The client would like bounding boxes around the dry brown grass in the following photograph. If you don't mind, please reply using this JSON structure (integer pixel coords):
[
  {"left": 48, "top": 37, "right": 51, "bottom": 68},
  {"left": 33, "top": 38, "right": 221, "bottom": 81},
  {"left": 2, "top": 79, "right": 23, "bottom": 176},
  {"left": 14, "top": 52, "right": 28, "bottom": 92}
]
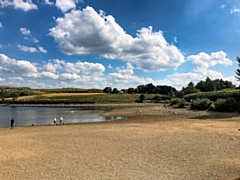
[
  {"left": 43, "top": 93, "right": 105, "bottom": 97},
  {"left": 1, "top": 105, "right": 240, "bottom": 179}
]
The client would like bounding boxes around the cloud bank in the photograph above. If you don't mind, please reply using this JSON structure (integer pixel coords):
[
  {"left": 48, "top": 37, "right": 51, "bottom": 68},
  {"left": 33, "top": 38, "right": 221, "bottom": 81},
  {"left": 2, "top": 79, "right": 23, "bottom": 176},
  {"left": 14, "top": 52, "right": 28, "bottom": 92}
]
[
  {"left": 0, "top": 54, "right": 105, "bottom": 88},
  {"left": 49, "top": 6, "right": 185, "bottom": 72}
]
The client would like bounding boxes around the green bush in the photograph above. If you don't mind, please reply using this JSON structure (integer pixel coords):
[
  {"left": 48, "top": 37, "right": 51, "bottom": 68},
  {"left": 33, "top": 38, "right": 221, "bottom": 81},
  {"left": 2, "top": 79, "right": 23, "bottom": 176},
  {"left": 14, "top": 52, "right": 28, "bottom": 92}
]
[
  {"left": 139, "top": 94, "right": 146, "bottom": 101},
  {"left": 184, "top": 90, "right": 240, "bottom": 102},
  {"left": 152, "top": 95, "right": 161, "bottom": 101},
  {"left": 170, "top": 98, "right": 181, "bottom": 106},
  {"left": 176, "top": 99, "right": 186, "bottom": 108},
  {"left": 190, "top": 98, "right": 211, "bottom": 110},
  {"left": 170, "top": 98, "right": 186, "bottom": 108},
  {"left": 214, "top": 97, "right": 239, "bottom": 112}
]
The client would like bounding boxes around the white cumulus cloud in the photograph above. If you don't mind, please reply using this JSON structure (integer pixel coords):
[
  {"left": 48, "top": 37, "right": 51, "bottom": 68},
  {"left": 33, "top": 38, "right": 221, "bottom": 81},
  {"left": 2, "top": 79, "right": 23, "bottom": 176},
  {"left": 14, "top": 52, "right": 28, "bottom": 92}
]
[
  {"left": 18, "top": 44, "right": 47, "bottom": 53},
  {"left": 115, "top": 62, "right": 134, "bottom": 76},
  {"left": 41, "top": 61, "right": 61, "bottom": 73},
  {"left": 166, "top": 68, "right": 230, "bottom": 90},
  {"left": 40, "top": 71, "right": 58, "bottom": 79},
  {"left": 187, "top": 51, "right": 232, "bottom": 70},
  {"left": 0, "top": 54, "right": 38, "bottom": 76},
  {"left": 49, "top": 6, "right": 184, "bottom": 72},
  {"left": 107, "top": 62, "right": 156, "bottom": 89},
  {"left": 59, "top": 73, "right": 80, "bottom": 81},
  {"left": 20, "top": 27, "right": 30, "bottom": 35},
  {"left": 0, "top": 54, "right": 109, "bottom": 88},
  {"left": 18, "top": 44, "right": 38, "bottom": 53},
  {"left": 0, "top": 0, "right": 37, "bottom": 11},
  {"left": 64, "top": 61, "right": 105, "bottom": 75},
  {"left": 55, "top": 0, "right": 76, "bottom": 12}
]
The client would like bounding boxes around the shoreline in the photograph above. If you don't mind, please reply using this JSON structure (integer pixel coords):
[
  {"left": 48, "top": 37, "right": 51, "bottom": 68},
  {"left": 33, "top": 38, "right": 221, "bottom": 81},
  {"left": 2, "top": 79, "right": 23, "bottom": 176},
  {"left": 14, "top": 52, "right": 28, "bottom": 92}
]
[
  {"left": 0, "top": 102, "right": 152, "bottom": 107},
  {"left": 1, "top": 103, "right": 239, "bottom": 129}
]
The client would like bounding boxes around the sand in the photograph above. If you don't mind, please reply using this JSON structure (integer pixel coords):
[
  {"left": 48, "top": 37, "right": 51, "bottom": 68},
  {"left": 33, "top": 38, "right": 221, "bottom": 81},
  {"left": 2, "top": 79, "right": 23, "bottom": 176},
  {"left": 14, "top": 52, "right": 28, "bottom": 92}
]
[{"left": 0, "top": 105, "right": 240, "bottom": 180}]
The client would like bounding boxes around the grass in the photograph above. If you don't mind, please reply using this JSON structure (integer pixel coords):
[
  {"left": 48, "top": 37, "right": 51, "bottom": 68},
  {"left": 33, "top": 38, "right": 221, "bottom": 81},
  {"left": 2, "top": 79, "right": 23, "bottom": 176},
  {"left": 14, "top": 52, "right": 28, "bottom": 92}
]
[
  {"left": 16, "top": 93, "right": 105, "bottom": 100},
  {"left": 0, "top": 85, "right": 167, "bottom": 104},
  {"left": 43, "top": 93, "right": 140, "bottom": 103},
  {"left": 4, "top": 93, "right": 164, "bottom": 104},
  {"left": 184, "top": 89, "right": 240, "bottom": 102}
]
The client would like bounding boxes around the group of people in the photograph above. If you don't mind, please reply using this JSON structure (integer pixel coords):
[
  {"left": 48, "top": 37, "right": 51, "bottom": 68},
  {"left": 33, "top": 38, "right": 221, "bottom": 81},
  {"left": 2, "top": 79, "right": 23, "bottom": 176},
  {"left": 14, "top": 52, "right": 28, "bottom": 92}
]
[
  {"left": 54, "top": 117, "right": 64, "bottom": 125},
  {"left": 10, "top": 116, "right": 64, "bottom": 129}
]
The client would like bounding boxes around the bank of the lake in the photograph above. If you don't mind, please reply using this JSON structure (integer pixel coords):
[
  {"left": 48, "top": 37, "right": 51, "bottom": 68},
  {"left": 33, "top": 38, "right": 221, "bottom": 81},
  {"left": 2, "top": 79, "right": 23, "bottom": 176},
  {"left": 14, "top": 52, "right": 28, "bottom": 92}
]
[{"left": 1, "top": 105, "right": 240, "bottom": 180}]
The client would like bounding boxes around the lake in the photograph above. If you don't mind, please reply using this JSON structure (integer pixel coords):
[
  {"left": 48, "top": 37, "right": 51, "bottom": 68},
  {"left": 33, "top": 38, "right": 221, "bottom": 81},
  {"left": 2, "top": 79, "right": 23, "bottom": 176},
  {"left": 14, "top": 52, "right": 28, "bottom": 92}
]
[{"left": 0, "top": 106, "right": 121, "bottom": 128}]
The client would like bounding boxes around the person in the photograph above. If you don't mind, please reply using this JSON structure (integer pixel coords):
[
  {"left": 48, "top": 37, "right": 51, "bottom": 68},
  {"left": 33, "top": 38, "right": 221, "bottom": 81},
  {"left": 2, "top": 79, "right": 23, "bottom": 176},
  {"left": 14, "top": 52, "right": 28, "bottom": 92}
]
[
  {"left": 54, "top": 117, "right": 57, "bottom": 125},
  {"left": 10, "top": 118, "right": 14, "bottom": 129},
  {"left": 60, "top": 117, "right": 63, "bottom": 125}
]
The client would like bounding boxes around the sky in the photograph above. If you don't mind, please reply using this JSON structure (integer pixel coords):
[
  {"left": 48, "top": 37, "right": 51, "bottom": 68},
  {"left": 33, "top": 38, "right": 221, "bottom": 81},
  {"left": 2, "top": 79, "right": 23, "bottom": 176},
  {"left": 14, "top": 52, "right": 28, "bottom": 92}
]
[{"left": 0, "top": 0, "right": 240, "bottom": 90}]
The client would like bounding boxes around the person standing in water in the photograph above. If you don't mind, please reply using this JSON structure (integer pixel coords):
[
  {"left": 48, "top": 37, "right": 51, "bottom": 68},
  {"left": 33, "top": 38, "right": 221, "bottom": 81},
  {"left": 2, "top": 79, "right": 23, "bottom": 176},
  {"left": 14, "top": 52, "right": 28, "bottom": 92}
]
[{"left": 10, "top": 118, "right": 15, "bottom": 129}]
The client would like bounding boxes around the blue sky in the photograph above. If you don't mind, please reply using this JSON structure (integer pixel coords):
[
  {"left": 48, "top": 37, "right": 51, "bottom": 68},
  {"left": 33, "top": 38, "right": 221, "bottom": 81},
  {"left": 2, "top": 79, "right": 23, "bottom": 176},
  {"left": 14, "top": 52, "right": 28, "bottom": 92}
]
[{"left": 0, "top": 0, "right": 240, "bottom": 90}]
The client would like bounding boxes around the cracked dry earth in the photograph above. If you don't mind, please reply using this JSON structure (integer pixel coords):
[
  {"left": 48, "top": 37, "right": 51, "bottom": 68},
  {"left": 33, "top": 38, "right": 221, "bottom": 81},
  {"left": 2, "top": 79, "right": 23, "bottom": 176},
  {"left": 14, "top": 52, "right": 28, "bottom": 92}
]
[{"left": 0, "top": 106, "right": 240, "bottom": 180}]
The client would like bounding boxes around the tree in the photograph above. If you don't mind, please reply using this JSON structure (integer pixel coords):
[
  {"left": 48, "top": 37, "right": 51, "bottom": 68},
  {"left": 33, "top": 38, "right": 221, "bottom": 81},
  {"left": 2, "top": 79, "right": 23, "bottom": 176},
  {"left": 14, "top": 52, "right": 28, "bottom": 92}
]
[
  {"left": 103, "top": 87, "right": 112, "bottom": 94},
  {"left": 146, "top": 83, "right": 156, "bottom": 93},
  {"left": 196, "top": 78, "right": 235, "bottom": 92},
  {"left": 112, "top": 88, "right": 118, "bottom": 94},
  {"left": 156, "top": 85, "right": 176, "bottom": 95},
  {"left": 236, "top": 56, "right": 240, "bottom": 81},
  {"left": 128, "top": 88, "right": 135, "bottom": 94},
  {"left": 178, "top": 82, "right": 197, "bottom": 96},
  {"left": 11, "top": 92, "right": 19, "bottom": 100},
  {"left": 137, "top": 85, "right": 147, "bottom": 94}
]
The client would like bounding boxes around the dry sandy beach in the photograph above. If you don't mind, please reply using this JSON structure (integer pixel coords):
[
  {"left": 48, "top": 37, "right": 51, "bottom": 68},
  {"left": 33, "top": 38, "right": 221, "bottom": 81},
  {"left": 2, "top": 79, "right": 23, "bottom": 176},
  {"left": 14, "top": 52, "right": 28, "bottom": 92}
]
[{"left": 0, "top": 105, "right": 240, "bottom": 180}]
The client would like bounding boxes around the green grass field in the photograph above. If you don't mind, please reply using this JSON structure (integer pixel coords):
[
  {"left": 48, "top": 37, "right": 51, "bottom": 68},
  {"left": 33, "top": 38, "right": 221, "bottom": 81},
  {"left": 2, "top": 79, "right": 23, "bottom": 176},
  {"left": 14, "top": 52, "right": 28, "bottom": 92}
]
[{"left": 3, "top": 92, "right": 163, "bottom": 104}]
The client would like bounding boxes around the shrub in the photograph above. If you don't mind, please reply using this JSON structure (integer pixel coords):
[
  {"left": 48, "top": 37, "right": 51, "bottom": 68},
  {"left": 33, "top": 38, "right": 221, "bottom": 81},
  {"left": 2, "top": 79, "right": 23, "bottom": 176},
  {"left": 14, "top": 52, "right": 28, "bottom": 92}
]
[
  {"left": 176, "top": 99, "right": 186, "bottom": 108},
  {"left": 139, "top": 94, "right": 146, "bottom": 101},
  {"left": 185, "top": 90, "right": 240, "bottom": 102},
  {"left": 214, "top": 97, "right": 239, "bottom": 112},
  {"left": 170, "top": 98, "right": 186, "bottom": 108},
  {"left": 170, "top": 98, "right": 181, "bottom": 106},
  {"left": 160, "top": 95, "right": 171, "bottom": 101},
  {"left": 190, "top": 98, "right": 211, "bottom": 110},
  {"left": 152, "top": 95, "right": 161, "bottom": 101}
]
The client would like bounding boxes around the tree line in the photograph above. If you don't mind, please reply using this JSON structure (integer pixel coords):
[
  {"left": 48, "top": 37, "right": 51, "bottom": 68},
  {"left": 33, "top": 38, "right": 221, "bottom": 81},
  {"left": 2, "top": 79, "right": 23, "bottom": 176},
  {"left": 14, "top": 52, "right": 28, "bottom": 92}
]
[
  {"left": 103, "top": 84, "right": 177, "bottom": 95},
  {"left": 103, "top": 77, "right": 235, "bottom": 96}
]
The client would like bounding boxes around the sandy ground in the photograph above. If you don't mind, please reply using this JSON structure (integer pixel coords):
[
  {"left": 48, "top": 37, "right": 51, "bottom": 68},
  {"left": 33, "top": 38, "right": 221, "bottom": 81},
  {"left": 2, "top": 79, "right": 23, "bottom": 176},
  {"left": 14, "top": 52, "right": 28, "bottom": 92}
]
[{"left": 0, "top": 105, "right": 240, "bottom": 180}]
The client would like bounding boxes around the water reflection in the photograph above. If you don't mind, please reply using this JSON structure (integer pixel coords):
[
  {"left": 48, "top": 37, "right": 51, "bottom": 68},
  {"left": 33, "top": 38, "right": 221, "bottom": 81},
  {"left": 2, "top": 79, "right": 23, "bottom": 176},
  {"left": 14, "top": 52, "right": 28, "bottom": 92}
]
[{"left": 0, "top": 106, "right": 122, "bottom": 127}]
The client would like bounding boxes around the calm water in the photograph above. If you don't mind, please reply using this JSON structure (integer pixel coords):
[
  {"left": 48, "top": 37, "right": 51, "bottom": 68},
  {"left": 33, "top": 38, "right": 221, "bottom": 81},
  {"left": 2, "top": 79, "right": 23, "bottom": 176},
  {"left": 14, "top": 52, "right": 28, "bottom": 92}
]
[{"left": 0, "top": 106, "right": 121, "bottom": 128}]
